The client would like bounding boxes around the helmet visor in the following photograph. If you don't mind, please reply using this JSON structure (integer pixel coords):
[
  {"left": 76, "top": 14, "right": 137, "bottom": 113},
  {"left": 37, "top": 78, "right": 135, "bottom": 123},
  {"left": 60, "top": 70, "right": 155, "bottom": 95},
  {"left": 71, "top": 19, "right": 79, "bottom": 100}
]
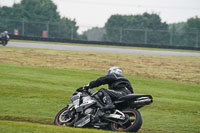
[{"left": 107, "top": 70, "right": 111, "bottom": 75}]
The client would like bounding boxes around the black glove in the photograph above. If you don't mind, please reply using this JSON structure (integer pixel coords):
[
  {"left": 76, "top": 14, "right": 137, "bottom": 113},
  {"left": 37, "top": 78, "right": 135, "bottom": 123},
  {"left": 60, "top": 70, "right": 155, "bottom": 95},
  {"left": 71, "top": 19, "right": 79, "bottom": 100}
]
[{"left": 83, "top": 84, "right": 90, "bottom": 91}]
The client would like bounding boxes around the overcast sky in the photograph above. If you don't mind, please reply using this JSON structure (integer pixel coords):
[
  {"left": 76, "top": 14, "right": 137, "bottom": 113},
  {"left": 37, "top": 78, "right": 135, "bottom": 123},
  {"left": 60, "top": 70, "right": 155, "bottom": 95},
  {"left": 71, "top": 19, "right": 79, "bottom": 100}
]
[{"left": 1, "top": 0, "right": 200, "bottom": 29}]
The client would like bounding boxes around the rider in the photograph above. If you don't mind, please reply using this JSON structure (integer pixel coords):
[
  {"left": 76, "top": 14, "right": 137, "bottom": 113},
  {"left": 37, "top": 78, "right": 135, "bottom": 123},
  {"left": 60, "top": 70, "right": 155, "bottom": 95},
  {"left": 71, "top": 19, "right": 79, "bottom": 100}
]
[
  {"left": 0, "top": 31, "right": 9, "bottom": 39},
  {"left": 1, "top": 31, "right": 8, "bottom": 36},
  {"left": 83, "top": 66, "right": 134, "bottom": 110}
]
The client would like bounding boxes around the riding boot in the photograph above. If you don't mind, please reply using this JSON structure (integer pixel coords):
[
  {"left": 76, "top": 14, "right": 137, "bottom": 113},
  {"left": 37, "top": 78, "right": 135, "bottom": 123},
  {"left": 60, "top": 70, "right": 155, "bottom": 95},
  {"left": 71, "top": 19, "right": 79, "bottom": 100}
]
[{"left": 101, "top": 93, "right": 115, "bottom": 110}]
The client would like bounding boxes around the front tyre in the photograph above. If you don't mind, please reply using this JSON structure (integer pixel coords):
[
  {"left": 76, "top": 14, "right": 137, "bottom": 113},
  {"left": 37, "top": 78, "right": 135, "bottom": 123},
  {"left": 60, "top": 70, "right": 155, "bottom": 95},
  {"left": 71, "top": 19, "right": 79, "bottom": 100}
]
[
  {"left": 2, "top": 40, "right": 7, "bottom": 46},
  {"left": 111, "top": 109, "right": 142, "bottom": 132},
  {"left": 54, "top": 106, "right": 77, "bottom": 126}
]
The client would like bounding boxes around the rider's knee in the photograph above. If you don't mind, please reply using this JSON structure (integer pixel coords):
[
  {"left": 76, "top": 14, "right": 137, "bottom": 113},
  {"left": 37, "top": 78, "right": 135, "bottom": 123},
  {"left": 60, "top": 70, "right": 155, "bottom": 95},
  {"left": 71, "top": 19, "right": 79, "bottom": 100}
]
[{"left": 98, "top": 90, "right": 104, "bottom": 98}]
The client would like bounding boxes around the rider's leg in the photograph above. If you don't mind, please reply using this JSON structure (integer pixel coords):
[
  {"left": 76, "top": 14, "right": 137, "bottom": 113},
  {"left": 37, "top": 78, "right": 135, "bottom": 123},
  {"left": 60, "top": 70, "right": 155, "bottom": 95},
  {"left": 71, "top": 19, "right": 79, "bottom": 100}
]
[{"left": 99, "top": 88, "right": 115, "bottom": 110}]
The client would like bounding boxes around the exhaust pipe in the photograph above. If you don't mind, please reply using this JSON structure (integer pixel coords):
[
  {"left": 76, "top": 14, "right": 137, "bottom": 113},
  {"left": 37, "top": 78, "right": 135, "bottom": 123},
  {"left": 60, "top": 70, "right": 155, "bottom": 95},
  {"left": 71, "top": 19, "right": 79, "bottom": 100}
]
[{"left": 134, "top": 97, "right": 153, "bottom": 105}]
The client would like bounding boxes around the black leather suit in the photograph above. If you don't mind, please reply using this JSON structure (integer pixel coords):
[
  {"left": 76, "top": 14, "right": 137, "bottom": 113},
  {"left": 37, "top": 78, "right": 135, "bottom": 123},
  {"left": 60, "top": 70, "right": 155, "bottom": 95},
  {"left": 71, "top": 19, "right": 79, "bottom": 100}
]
[{"left": 88, "top": 73, "right": 133, "bottom": 101}]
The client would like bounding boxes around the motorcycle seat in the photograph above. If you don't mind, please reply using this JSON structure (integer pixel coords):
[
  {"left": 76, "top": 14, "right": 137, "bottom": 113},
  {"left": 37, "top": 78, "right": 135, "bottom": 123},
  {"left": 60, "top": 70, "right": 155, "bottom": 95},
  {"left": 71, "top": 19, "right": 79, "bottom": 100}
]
[{"left": 117, "top": 94, "right": 152, "bottom": 101}]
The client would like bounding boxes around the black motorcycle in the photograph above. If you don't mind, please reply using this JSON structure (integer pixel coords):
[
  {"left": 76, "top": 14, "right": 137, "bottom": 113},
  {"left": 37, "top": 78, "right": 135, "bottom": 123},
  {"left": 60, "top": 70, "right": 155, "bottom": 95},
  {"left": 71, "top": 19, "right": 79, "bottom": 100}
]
[
  {"left": 54, "top": 87, "right": 153, "bottom": 132},
  {"left": 0, "top": 33, "right": 10, "bottom": 46}
]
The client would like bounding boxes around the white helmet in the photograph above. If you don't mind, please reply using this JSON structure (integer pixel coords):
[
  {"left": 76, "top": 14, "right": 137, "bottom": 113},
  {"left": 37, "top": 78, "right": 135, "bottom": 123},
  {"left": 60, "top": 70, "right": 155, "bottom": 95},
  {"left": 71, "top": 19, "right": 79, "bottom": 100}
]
[
  {"left": 4, "top": 31, "right": 8, "bottom": 34},
  {"left": 107, "top": 66, "right": 122, "bottom": 75}
]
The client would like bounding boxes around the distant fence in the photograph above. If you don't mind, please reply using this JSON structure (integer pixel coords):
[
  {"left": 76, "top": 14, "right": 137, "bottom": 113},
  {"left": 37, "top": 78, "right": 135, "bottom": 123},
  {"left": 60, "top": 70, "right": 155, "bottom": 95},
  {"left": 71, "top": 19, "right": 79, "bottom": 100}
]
[{"left": 0, "top": 17, "right": 199, "bottom": 50}]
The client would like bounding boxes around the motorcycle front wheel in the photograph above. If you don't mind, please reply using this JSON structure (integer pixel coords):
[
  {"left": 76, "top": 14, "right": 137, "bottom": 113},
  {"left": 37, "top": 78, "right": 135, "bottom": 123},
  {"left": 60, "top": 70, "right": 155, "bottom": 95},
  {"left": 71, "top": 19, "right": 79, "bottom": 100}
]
[
  {"left": 111, "top": 109, "right": 142, "bottom": 132},
  {"left": 54, "top": 106, "right": 77, "bottom": 126},
  {"left": 2, "top": 40, "right": 7, "bottom": 46}
]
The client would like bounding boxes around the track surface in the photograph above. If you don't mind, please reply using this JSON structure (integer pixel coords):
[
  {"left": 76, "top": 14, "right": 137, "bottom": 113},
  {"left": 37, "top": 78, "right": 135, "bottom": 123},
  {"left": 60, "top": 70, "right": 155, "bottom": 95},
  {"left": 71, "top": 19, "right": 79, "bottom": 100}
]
[{"left": 5, "top": 41, "right": 200, "bottom": 56}]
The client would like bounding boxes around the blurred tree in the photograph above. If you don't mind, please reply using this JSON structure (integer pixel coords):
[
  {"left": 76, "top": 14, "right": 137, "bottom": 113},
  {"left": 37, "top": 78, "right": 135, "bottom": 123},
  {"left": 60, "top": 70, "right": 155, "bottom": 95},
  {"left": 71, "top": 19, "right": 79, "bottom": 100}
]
[
  {"left": 169, "top": 17, "right": 200, "bottom": 47},
  {"left": 169, "top": 22, "right": 185, "bottom": 33},
  {"left": 184, "top": 16, "right": 200, "bottom": 32},
  {"left": 104, "top": 13, "right": 169, "bottom": 45},
  {"left": 0, "top": 6, "right": 13, "bottom": 31},
  {"left": 0, "top": 0, "right": 78, "bottom": 38},
  {"left": 49, "top": 17, "right": 78, "bottom": 39},
  {"left": 182, "top": 16, "right": 200, "bottom": 47},
  {"left": 20, "top": 0, "right": 60, "bottom": 22},
  {"left": 0, "top": 6, "right": 13, "bottom": 17},
  {"left": 82, "top": 27, "right": 106, "bottom": 41},
  {"left": 168, "top": 22, "right": 185, "bottom": 46}
]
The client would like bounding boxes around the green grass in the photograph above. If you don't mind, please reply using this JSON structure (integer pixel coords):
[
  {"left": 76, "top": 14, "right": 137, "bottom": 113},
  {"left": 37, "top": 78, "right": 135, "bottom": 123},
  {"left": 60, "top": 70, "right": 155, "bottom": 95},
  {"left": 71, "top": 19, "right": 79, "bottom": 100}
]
[
  {"left": 0, "top": 64, "right": 200, "bottom": 133},
  {"left": 1, "top": 46, "right": 200, "bottom": 84},
  {"left": 0, "top": 120, "right": 113, "bottom": 133}
]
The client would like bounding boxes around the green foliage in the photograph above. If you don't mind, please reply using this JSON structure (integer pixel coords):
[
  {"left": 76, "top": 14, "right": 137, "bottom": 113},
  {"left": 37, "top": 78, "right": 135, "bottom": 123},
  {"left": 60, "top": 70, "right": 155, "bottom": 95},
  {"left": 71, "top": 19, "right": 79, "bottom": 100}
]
[
  {"left": 82, "top": 27, "right": 106, "bottom": 41},
  {"left": 169, "top": 22, "right": 185, "bottom": 33},
  {"left": 168, "top": 22, "right": 185, "bottom": 46},
  {"left": 168, "top": 17, "right": 200, "bottom": 47},
  {"left": 49, "top": 17, "right": 78, "bottom": 39},
  {"left": 105, "top": 13, "right": 168, "bottom": 30},
  {"left": 0, "top": 6, "right": 12, "bottom": 30},
  {"left": 0, "top": 0, "right": 78, "bottom": 38},
  {"left": 182, "top": 17, "right": 200, "bottom": 47},
  {"left": 104, "top": 13, "right": 169, "bottom": 44},
  {"left": 103, "top": 13, "right": 200, "bottom": 47},
  {"left": 12, "top": 4, "right": 24, "bottom": 18},
  {"left": 184, "top": 16, "right": 200, "bottom": 32},
  {"left": 20, "top": 0, "right": 60, "bottom": 22}
]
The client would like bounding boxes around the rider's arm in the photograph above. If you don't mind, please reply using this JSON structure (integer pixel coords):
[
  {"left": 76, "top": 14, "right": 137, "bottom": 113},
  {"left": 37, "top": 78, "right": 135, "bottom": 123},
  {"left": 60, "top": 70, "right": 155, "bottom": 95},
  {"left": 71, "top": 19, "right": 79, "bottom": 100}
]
[{"left": 89, "top": 74, "right": 114, "bottom": 88}]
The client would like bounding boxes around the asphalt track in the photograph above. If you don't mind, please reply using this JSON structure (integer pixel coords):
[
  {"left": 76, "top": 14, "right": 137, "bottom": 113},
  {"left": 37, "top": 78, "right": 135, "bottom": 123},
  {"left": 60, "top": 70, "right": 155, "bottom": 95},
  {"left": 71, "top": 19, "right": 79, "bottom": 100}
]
[{"left": 5, "top": 41, "right": 200, "bottom": 56}]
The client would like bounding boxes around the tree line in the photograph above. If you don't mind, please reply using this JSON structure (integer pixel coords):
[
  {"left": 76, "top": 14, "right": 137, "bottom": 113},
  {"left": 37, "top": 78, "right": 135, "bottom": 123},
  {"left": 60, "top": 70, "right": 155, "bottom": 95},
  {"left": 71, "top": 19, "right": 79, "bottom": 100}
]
[
  {"left": 83, "top": 14, "right": 200, "bottom": 47},
  {"left": 0, "top": 0, "right": 199, "bottom": 47},
  {"left": 0, "top": 0, "right": 78, "bottom": 39}
]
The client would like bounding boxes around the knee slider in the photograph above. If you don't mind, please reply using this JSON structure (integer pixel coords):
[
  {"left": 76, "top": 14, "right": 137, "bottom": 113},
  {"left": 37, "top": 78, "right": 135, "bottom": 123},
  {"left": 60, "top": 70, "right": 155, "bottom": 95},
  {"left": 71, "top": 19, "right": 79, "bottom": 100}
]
[{"left": 98, "top": 91, "right": 104, "bottom": 98}]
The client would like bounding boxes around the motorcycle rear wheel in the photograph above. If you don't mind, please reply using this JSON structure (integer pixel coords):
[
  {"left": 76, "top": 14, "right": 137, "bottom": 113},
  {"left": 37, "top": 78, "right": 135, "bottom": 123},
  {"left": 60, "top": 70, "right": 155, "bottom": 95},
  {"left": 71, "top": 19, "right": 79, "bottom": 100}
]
[
  {"left": 54, "top": 106, "right": 77, "bottom": 126},
  {"left": 111, "top": 109, "right": 142, "bottom": 132}
]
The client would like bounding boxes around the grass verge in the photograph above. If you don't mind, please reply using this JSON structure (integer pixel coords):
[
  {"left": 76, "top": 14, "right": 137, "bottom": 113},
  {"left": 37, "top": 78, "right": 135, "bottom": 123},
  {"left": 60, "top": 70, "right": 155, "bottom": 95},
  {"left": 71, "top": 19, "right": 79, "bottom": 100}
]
[
  {"left": 0, "top": 64, "right": 200, "bottom": 133},
  {"left": 0, "top": 120, "right": 114, "bottom": 133},
  {"left": 0, "top": 47, "right": 199, "bottom": 83}
]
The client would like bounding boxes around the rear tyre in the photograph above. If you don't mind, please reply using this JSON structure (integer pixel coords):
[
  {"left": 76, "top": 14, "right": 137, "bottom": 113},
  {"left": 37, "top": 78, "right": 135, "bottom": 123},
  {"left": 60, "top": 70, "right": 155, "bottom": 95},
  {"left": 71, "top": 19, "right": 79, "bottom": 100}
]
[
  {"left": 111, "top": 109, "right": 142, "bottom": 132},
  {"left": 54, "top": 106, "right": 77, "bottom": 126}
]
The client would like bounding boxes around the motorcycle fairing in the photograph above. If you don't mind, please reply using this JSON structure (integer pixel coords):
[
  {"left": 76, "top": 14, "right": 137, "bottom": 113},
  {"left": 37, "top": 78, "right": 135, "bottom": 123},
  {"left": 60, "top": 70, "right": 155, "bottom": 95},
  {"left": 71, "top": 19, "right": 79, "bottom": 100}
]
[
  {"left": 76, "top": 100, "right": 96, "bottom": 112},
  {"left": 74, "top": 114, "right": 91, "bottom": 127}
]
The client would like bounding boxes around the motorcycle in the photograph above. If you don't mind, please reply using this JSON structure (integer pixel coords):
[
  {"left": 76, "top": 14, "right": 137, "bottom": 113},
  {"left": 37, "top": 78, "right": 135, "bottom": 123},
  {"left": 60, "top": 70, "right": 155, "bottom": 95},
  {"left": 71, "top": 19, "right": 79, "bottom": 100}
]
[
  {"left": 0, "top": 32, "right": 10, "bottom": 46},
  {"left": 54, "top": 87, "right": 153, "bottom": 132}
]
